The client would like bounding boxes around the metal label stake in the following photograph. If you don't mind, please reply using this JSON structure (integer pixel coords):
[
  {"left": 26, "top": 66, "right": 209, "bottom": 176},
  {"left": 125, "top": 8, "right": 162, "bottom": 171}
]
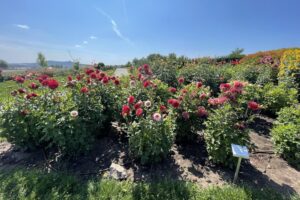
[{"left": 231, "top": 144, "right": 249, "bottom": 183}]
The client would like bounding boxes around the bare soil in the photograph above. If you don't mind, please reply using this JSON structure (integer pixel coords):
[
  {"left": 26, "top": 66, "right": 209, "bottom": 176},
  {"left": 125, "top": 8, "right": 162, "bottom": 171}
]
[{"left": 0, "top": 115, "right": 299, "bottom": 196}]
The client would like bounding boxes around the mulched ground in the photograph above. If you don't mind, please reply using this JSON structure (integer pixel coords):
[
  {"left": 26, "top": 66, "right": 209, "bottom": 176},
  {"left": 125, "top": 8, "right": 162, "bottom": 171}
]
[{"left": 0, "top": 115, "right": 299, "bottom": 196}]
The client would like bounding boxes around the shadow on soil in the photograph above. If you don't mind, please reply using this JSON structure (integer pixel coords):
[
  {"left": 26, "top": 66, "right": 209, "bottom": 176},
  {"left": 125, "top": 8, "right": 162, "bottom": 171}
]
[{"left": 0, "top": 119, "right": 298, "bottom": 196}]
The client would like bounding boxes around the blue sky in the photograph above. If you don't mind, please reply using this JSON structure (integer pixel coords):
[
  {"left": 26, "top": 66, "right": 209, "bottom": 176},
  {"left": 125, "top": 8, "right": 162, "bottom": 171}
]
[{"left": 0, "top": 0, "right": 299, "bottom": 64}]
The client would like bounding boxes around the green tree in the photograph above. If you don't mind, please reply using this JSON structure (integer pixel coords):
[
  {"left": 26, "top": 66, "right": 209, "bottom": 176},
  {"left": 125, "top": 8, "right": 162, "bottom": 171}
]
[
  {"left": 95, "top": 62, "right": 105, "bottom": 70},
  {"left": 37, "top": 52, "right": 48, "bottom": 68},
  {"left": 228, "top": 48, "right": 245, "bottom": 59},
  {"left": 0, "top": 60, "right": 8, "bottom": 69},
  {"left": 73, "top": 61, "right": 80, "bottom": 71}
]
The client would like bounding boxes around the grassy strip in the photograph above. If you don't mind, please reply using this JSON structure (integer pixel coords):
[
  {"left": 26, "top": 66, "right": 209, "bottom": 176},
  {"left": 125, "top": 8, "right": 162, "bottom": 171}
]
[
  {"left": 0, "top": 169, "right": 298, "bottom": 200},
  {"left": 0, "top": 136, "right": 6, "bottom": 142}
]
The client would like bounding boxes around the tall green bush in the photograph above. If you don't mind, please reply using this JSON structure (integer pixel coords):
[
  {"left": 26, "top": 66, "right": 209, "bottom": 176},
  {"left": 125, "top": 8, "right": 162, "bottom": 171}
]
[
  {"left": 204, "top": 104, "right": 250, "bottom": 167},
  {"left": 271, "top": 106, "right": 300, "bottom": 169},
  {"left": 128, "top": 114, "right": 176, "bottom": 165},
  {"left": 262, "top": 83, "right": 298, "bottom": 115}
]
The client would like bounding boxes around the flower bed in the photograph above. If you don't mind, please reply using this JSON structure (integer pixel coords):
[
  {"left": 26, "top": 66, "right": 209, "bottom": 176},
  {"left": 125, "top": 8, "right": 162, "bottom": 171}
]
[{"left": 2, "top": 63, "right": 299, "bottom": 167}]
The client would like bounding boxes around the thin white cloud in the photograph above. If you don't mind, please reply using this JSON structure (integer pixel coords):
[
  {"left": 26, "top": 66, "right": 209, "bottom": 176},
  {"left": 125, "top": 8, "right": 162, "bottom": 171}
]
[
  {"left": 95, "top": 7, "right": 133, "bottom": 46},
  {"left": 75, "top": 44, "right": 82, "bottom": 48},
  {"left": 89, "top": 36, "right": 97, "bottom": 40},
  {"left": 121, "top": 0, "right": 128, "bottom": 23},
  {"left": 83, "top": 41, "right": 88, "bottom": 44},
  {"left": 14, "top": 24, "right": 30, "bottom": 30}
]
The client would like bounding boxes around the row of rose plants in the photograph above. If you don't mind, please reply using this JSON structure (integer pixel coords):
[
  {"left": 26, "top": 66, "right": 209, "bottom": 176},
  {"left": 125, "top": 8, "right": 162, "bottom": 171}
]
[
  {"left": 0, "top": 70, "right": 121, "bottom": 156},
  {"left": 119, "top": 64, "right": 262, "bottom": 166},
  {"left": 1, "top": 64, "right": 262, "bottom": 167}
]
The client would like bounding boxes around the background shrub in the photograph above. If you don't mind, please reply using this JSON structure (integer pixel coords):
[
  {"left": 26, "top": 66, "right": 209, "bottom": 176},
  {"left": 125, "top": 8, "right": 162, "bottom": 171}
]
[
  {"left": 262, "top": 83, "right": 298, "bottom": 115},
  {"left": 204, "top": 104, "right": 250, "bottom": 167},
  {"left": 278, "top": 49, "right": 300, "bottom": 91},
  {"left": 239, "top": 48, "right": 287, "bottom": 65},
  {"left": 271, "top": 106, "right": 300, "bottom": 169},
  {"left": 179, "top": 64, "right": 226, "bottom": 94}
]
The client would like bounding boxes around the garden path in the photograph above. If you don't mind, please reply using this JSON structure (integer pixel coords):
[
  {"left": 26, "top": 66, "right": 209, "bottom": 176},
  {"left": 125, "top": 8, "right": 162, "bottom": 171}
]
[{"left": 114, "top": 68, "right": 128, "bottom": 76}]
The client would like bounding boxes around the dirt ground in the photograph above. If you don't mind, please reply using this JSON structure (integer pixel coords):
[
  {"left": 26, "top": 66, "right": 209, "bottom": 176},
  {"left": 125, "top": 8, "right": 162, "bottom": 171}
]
[{"left": 0, "top": 115, "right": 299, "bottom": 196}]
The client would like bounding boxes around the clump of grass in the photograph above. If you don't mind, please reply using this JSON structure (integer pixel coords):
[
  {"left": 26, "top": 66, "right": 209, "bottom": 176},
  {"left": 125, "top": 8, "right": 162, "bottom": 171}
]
[{"left": 0, "top": 169, "right": 297, "bottom": 200}]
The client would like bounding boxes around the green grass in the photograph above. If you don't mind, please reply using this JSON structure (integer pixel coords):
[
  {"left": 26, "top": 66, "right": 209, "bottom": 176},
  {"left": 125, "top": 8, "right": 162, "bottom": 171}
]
[
  {"left": 0, "top": 80, "right": 17, "bottom": 103},
  {"left": 0, "top": 169, "right": 298, "bottom": 200}
]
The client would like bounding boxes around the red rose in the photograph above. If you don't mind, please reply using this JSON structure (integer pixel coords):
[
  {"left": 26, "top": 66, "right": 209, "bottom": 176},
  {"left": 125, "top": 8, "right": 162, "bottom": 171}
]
[
  {"left": 67, "top": 75, "right": 72, "bottom": 82},
  {"left": 18, "top": 88, "right": 26, "bottom": 94},
  {"left": 26, "top": 94, "right": 32, "bottom": 99},
  {"left": 122, "top": 105, "right": 130, "bottom": 116},
  {"left": 99, "top": 72, "right": 106, "bottom": 78},
  {"left": 143, "top": 64, "right": 149, "bottom": 71},
  {"left": 86, "top": 77, "right": 91, "bottom": 84},
  {"left": 143, "top": 80, "right": 150, "bottom": 88},
  {"left": 220, "top": 83, "right": 231, "bottom": 92},
  {"left": 248, "top": 101, "right": 260, "bottom": 111},
  {"left": 233, "top": 81, "right": 244, "bottom": 89},
  {"left": 47, "top": 79, "right": 59, "bottom": 90},
  {"left": 200, "top": 93, "right": 207, "bottom": 100},
  {"left": 114, "top": 79, "right": 120, "bottom": 85},
  {"left": 102, "top": 76, "right": 109, "bottom": 84},
  {"left": 196, "top": 81, "right": 203, "bottom": 88},
  {"left": 135, "top": 108, "right": 143, "bottom": 117},
  {"left": 76, "top": 74, "right": 82, "bottom": 81},
  {"left": 160, "top": 105, "right": 167, "bottom": 113},
  {"left": 26, "top": 93, "right": 38, "bottom": 99},
  {"left": 167, "top": 99, "right": 174, "bottom": 105},
  {"left": 138, "top": 73, "right": 142, "bottom": 80},
  {"left": 178, "top": 77, "right": 184, "bottom": 84},
  {"left": 85, "top": 68, "right": 94, "bottom": 75},
  {"left": 134, "top": 101, "right": 143, "bottom": 110},
  {"left": 41, "top": 79, "right": 48, "bottom": 86},
  {"left": 15, "top": 76, "right": 25, "bottom": 84},
  {"left": 197, "top": 106, "right": 208, "bottom": 117},
  {"left": 128, "top": 95, "right": 135, "bottom": 104},
  {"left": 80, "top": 86, "right": 89, "bottom": 93},
  {"left": 168, "top": 87, "right": 177, "bottom": 93},
  {"left": 90, "top": 72, "right": 97, "bottom": 79},
  {"left": 31, "top": 93, "right": 38, "bottom": 97},
  {"left": 168, "top": 99, "right": 180, "bottom": 108},
  {"left": 28, "top": 82, "right": 39, "bottom": 89},
  {"left": 37, "top": 74, "right": 49, "bottom": 83},
  {"left": 208, "top": 96, "right": 228, "bottom": 106}
]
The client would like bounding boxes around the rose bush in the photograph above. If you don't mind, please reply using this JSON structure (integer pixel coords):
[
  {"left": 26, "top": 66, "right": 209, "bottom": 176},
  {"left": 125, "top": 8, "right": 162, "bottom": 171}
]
[
  {"left": 168, "top": 82, "right": 211, "bottom": 142},
  {"left": 121, "top": 93, "right": 176, "bottom": 164},
  {"left": 128, "top": 114, "right": 175, "bottom": 164},
  {"left": 204, "top": 81, "right": 262, "bottom": 167},
  {"left": 0, "top": 70, "right": 116, "bottom": 156}
]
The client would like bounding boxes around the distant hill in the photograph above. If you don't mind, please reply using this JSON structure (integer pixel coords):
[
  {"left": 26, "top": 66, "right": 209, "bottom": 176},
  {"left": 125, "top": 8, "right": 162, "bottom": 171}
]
[{"left": 8, "top": 61, "right": 87, "bottom": 69}]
